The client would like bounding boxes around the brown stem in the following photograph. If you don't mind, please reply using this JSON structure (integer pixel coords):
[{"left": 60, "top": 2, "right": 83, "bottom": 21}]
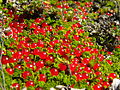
[{"left": 61, "top": 0, "right": 64, "bottom": 21}]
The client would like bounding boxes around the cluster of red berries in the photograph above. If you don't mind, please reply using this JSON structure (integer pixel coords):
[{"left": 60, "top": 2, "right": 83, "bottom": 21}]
[{"left": 1, "top": 0, "right": 119, "bottom": 90}]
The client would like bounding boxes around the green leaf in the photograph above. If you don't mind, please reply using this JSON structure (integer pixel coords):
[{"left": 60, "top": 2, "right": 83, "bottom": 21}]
[
  {"left": 0, "top": 0, "right": 2, "bottom": 3},
  {"left": 6, "top": 50, "right": 12, "bottom": 57},
  {"left": 38, "top": 81, "right": 45, "bottom": 87}
]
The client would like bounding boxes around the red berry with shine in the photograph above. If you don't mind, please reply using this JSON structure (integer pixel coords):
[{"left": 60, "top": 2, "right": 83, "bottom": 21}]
[
  {"left": 38, "top": 74, "right": 46, "bottom": 82},
  {"left": 84, "top": 67, "right": 92, "bottom": 73},
  {"left": 106, "top": 60, "right": 112, "bottom": 65},
  {"left": 26, "top": 63, "right": 34, "bottom": 70},
  {"left": 39, "top": 52, "right": 47, "bottom": 59},
  {"left": 14, "top": 64, "right": 22, "bottom": 70},
  {"left": 1, "top": 56, "right": 9, "bottom": 64},
  {"left": 95, "top": 71, "right": 102, "bottom": 76},
  {"left": 93, "top": 84, "right": 102, "bottom": 90},
  {"left": 69, "top": 64, "right": 76, "bottom": 72},
  {"left": 22, "top": 71, "right": 31, "bottom": 79},
  {"left": 25, "top": 81, "right": 34, "bottom": 87},
  {"left": 82, "top": 58, "right": 90, "bottom": 64},
  {"left": 93, "top": 63, "right": 100, "bottom": 70},
  {"left": 6, "top": 68, "right": 14, "bottom": 75},
  {"left": 36, "top": 61, "right": 44, "bottom": 68},
  {"left": 24, "top": 56, "right": 31, "bottom": 62},
  {"left": 50, "top": 68, "right": 59, "bottom": 76},
  {"left": 102, "top": 81, "right": 110, "bottom": 88},
  {"left": 108, "top": 73, "right": 117, "bottom": 79},
  {"left": 11, "top": 83, "right": 20, "bottom": 90}
]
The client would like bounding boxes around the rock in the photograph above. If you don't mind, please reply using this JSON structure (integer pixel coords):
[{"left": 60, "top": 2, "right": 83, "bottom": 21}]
[
  {"left": 50, "top": 87, "right": 56, "bottom": 90},
  {"left": 110, "top": 78, "right": 120, "bottom": 90},
  {"left": 51, "top": 85, "right": 86, "bottom": 90},
  {"left": 22, "top": 87, "right": 27, "bottom": 90}
]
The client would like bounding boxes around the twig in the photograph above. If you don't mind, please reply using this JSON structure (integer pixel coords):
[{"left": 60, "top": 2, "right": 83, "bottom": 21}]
[
  {"left": 61, "top": 0, "right": 64, "bottom": 21},
  {"left": 0, "top": 10, "right": 6, "bottom": 90},
  {"left": 67, "top": 64, "right": 72, "bottom": 76}
]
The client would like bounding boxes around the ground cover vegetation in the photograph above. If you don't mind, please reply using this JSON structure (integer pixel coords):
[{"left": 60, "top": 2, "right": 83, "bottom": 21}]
[{"left": 0, "top": 0, "right": 120, "bottom": 90}]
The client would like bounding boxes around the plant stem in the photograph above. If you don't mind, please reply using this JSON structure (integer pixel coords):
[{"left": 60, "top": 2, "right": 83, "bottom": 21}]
[
  {"left": 0, "top": 11, "right": 6, "bottom": 90},
  {"left": 61, "top": 0, "right": 64, "bottom": 21}
]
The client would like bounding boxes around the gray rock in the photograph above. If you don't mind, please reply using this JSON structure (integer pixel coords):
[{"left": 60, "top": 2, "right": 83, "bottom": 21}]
[{"left": 110, "top": 78, "right": 120, "bottom": 90}]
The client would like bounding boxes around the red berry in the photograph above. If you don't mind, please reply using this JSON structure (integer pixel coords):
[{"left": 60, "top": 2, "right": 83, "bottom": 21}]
[
  {"left": 30, "top": 43, "right": 37, "bottom": 48},
  {"left": 47, "top": 47, "right": 54, "bottom": 53},
  {"left": 108, "top": 73, "right": 117, "bottom": 79},
  {"left": 49, "top": 41, "right": 55, "bottom": 47},
  {"left": 30, "top": 23, "right": 37, "bottom": 29},
  {"left": 47, "top": 25, "right": 53, "bottom": 31},
  {"left": 82, "top": 16, "right": 87, "bottom": 20},
  {"left": 25, "top": 81, "right": 34, "bottom": 87},
  {"left": 35, "top": 87, "right": 43, "bottom": 90},
  {"left": 93, "top": 63, "right": 100, "bottom": 70},
  {"left": 35, "top": 18, "right": 42, "bottom": 23},
  {"left": 77, "top": 29, "right": 84, "bottom": 34},
  {"left": 38, "top": 74, "right": 46, "bottom": 82},
  {"left": 82, "top": 73, "right": 89, "bottom": 79},
  {"left": 82, "top": 47, "right": 91, "bottom": 52},
  {"left": 80, "top": 63, "right": 87, "bottom": 67},
  {"left": 84, "top": 67, "right": 92, "bottom": 73},
  {"left": 26, "top": 63, "right": 34, "bottom": 70},
  {"left": 13, "top": 51, "right": 22, "bottom": 59},
  {"left": 59, "top": 63, "right": 67, "bottom": 71},
  {"left": 22, "top": 49, "right": 30, "bottom": 56},
  {"left": 98, "top": 54, "right": 104, "bottom": 61},
  {"left": 23, "top": 42, "right": 30, "bottom": 47},
  {"left": 42, "top": 22, "right": 48, "bottom": 27},
  {"left": 39, "top": 52, "right": 47, "bottom": 59},
  {"left": 23, "top": 56, "right": 31, "bottom": 62},
  {"left": 90, "top": 55, "right": 96, "bottom": 60},
  {"left": 102, "top": 81, "right": 110, "bottom": 88},
  {"left": 36, "top": 61, "right": 44, "bottom": 68},
  {"left": 8, "top": 9, "right": 13, "bottom": 16},
  {"left": 37, "top": 40, "right": 44, "bottom": 48},
  {"left": 58, "top": 26, "right": 64, "bottom": 30},
  {"left": 72, "top": 58, "right": 79, "bottom": 65},
  {"left": 45, "top": 55, "right": 54, "bottom": 64},
  {"left": 14, "top": 64, "right": 22, "bottom": 70},
  {"left": 93, "top": 84, "right": 102, "bottom": 90},
  {"left": 57, "top": 5, "right": 63, "bottom": 9},
  {"left": 74, "top": 50, "right": 82, "bottom": 57},
  {"left": 58, "top": 48, "right": 65, "bottom": 55},
  {"left": 95, "top": 71, "right": 102, "bottom": 76},
  {"left": 76, "top": 67, "right": 83, "bottom": 73},
  {"left": 6, "top": 68, "right": 14, "bottom": 75},
  {"left": 1, "top": 56, "right": 9, "bottom": 64},
  {"left": 76, "top": 23, "right": 82, "bottom": 28},
  {"left": 72, "top": 24, "right": 78, "bottom": 28},
  {"left": 69, "top": 64, "right": 76, "bottom": 72},
  {"left": 106, "top": 60, "right": 112, "bottom": 65},
  {"left": 76, "top": 74, "right": 83, "bottom": 81},
  {"left": 22, "top": 71, "right": 31, "bottom": 79},
  {"left": 82, "top": 58, "right": 90, "bottom": 64},
  {"left": 107, "top": 52, "right": 113, "bottom": 55},
  {"left": 9, "top": 57, "right": 18, "bottom": 63},
  {"left": 11, "top": 83, "right": 20, "bottom": 90},
  {"left": 73, "top": 35, "right": 80, "bottom": 41},
  {"left": 64, "top": 5, "right": 69, "bottom": 9},
  {"left": 50, "top": 68, "right": 59, "bottom": 76},
  {"left": 33, "top": 49, "right": 40, "bottom": 55},
  {"left": 90, "top": 48, "right": 99, "bottom": 54}
]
